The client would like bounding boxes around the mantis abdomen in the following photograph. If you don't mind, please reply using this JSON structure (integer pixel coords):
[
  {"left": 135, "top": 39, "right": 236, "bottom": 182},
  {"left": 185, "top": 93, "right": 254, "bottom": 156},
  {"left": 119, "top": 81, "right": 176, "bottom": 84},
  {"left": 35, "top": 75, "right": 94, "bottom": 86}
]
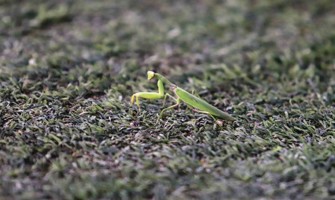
[{"left": 175, "top": 87, "right": 235, "bottom": 121}]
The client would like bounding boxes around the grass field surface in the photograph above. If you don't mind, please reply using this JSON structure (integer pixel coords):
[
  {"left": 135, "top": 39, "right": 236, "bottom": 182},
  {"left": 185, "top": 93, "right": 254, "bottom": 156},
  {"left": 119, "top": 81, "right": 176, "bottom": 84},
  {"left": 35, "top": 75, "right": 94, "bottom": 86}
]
[{"left": 0, "top": 0, "right": 334, "bottom": 199}]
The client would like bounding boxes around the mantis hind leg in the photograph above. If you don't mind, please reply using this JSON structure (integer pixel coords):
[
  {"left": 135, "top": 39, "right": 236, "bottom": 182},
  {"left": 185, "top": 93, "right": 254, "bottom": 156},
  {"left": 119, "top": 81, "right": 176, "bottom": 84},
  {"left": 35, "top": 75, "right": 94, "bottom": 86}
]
[
  {"left": 191, "top": 109, "right": 225, "bottom": 127},
  {"left": 188, "top": 107, "right": 217, "bottom": 122}
]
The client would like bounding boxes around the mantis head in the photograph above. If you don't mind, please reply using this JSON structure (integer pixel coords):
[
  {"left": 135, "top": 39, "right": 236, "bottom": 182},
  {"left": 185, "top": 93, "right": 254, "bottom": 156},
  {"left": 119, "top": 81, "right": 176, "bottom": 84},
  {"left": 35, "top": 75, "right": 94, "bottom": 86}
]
[{"left": 147, "top": 71, "right": 155, "bottom": 80}]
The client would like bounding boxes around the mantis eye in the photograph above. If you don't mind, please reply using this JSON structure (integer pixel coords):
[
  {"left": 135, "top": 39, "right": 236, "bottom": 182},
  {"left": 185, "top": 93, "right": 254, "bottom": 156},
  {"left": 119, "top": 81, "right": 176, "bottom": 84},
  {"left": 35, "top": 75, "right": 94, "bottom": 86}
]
[{"left": 147, "top": 71, "right": 155, "bottom": 80}]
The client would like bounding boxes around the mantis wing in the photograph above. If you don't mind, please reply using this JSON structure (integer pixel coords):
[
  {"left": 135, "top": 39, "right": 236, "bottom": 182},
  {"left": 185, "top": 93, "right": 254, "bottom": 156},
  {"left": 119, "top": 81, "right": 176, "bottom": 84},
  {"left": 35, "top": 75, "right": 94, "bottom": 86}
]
[{"left": 175, "top": 87, "right": 235, "bottom": 121}]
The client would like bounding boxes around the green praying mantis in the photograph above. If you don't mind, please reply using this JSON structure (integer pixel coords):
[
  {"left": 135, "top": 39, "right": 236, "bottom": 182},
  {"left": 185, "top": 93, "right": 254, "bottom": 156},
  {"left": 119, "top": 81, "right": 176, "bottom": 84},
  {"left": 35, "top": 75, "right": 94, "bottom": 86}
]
[{"left": 131, "top": 71, "right": 235, "bottom": 122}]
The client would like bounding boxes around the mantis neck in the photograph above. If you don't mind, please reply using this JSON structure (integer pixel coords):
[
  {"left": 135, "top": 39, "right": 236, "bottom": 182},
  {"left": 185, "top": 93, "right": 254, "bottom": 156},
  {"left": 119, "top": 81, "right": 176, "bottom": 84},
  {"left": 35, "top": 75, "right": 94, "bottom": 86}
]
[{"left": 155, "top": 73, "right": 174, "bottom": 87}]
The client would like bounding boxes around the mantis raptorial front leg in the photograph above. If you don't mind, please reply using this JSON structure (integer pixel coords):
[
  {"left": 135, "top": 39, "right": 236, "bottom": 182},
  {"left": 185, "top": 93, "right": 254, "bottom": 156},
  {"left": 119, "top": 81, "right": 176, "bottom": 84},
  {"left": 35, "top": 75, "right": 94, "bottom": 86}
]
[
  {"left": 130, "top": 77, "right": 179, "bottom": 122},
  {"left": 130, "top": 79, "right": 165, "bottom": 110}
]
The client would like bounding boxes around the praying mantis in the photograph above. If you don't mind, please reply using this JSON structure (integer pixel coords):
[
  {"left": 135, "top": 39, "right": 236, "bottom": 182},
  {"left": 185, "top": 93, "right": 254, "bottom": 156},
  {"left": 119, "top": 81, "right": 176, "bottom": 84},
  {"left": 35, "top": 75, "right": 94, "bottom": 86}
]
[{"left": 131, "top": 71, "right": 235, "bottom": 122}]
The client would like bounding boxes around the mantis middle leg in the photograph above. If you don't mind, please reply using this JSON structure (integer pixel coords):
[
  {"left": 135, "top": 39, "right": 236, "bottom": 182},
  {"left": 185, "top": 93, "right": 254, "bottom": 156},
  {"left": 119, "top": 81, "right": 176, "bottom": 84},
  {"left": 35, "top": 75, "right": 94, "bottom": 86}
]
[{"left": 159, "top": 98, "right": 181, "bottom": 119}]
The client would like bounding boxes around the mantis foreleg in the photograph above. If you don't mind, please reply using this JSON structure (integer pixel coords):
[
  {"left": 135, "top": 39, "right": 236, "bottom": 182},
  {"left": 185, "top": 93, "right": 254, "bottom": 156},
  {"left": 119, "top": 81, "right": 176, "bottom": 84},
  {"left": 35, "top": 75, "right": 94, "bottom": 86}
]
[{"left": 130, "top": 79, "right": 165, "bottom": 110}]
